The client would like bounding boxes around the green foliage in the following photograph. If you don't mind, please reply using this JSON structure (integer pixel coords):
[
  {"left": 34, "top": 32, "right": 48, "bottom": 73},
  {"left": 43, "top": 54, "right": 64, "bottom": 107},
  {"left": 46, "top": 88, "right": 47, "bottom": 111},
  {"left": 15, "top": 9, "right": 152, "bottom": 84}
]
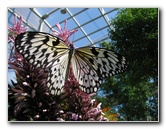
[{"left": 97, "top": 8, "right": 158, "bottom": 121}]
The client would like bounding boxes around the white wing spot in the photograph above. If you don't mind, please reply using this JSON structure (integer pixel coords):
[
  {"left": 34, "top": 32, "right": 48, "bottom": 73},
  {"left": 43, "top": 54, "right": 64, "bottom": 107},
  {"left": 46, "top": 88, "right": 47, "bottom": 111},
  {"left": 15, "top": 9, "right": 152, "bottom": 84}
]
[
  {"left": 29, "top": 59, "right": 34, "bottom": 63},
  {"left": 94, "top": 87, "right": 98, "bottom": 92}
]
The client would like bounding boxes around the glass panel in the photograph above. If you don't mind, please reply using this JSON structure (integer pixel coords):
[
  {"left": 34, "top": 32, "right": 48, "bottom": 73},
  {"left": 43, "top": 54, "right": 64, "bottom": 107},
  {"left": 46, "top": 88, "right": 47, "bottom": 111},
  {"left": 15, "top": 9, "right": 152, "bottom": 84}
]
[
  {"left": 46, "top": 9, "right": 70, "bottom": 27},
  {"left": 82, "top": 17, "right": 107, "bottom": 34},
  {"left": 106, "top": 10, "right": 118, "bottom": 19},
  {"left": 103, "top": 8, "right": 116, "bottom": 13},
  {"left": 70, "top": 29, "right": 84, "bottom": 43},
  {"left": 64, "top": 18, "right": 78, "bottom": 30},
  {"left": 74, "top": 37, "right": 90, "bottom": 48},
  {"left": 14, "top": 8, "right": 31, "bottom": 21},
  {"left": 41, "top": 22, "right": 51, "bottom": 33},
  {"left": 26, "top": 11, "right": 41, "bottom": 30},
  {"left": 36, "top": 8, "right": 55, "bottom": 16},
  {"left": 89, "top": 27, "right": 109, "bottom": 42},
  {"left": 8, "top": 11, "right": 14, "bottom": 27},
  {"left": 69, "top": 8, "right": 85, "bottom": 15},
  {"left": 75, "top": 8, "right": 101, "bottom": 25}
]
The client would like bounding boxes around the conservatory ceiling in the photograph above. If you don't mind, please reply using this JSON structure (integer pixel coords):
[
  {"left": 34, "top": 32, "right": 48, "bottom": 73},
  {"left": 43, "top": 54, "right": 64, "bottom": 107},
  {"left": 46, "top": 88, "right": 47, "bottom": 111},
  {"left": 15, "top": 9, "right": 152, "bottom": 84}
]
[{"left": 8, "top": 8, "right": 118, "bottom": 48}]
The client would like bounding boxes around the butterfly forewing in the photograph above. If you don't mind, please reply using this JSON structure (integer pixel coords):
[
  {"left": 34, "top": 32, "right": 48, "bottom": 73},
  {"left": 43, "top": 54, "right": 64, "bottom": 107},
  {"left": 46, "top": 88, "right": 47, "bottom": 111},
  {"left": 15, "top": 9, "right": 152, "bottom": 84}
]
[
  {"left": 15, "top": 32, "right": 70, "bottom": 95},
  {"left": 15, "top": 32, "right": 68, "bottom": 68}
]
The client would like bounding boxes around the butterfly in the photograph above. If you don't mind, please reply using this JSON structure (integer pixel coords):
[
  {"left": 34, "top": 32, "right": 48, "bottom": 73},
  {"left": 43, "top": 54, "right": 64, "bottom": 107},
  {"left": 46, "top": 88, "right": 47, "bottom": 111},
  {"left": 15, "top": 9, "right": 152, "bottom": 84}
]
[{"left": 15, "top": 32, "right": 127, "bottom": 95}]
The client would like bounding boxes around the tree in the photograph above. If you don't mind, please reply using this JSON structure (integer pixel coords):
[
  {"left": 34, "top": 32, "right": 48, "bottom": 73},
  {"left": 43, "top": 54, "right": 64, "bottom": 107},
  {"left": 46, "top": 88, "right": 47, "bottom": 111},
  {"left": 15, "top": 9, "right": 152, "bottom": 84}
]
[{"left": 97, "top": 8, "right": 158, "bottom": 121}]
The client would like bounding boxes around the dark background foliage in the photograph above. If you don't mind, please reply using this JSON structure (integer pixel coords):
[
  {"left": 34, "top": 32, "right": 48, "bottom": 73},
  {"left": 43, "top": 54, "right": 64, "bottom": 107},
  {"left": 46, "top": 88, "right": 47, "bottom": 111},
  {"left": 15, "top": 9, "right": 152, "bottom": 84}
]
[{"left": 96, "top": 8, "right": 158, "bottom": 121}]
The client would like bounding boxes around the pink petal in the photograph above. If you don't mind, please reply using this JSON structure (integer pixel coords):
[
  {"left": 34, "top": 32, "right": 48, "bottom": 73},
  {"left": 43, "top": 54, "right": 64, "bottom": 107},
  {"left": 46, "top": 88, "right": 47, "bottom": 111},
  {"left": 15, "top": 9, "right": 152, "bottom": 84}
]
[
  {"left": 56, "top": 22, "right": 63, "bottom": 33},
  {"left": 64, "top": 20, "right": 67, "bottom": 32}
]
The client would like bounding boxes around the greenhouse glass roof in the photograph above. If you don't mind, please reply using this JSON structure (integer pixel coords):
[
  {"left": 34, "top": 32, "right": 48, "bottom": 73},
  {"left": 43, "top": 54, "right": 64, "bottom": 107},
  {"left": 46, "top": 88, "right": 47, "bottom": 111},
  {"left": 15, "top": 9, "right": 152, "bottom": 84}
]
[{"left": 8, "top": 8, "right": 118, "bottom": 48}]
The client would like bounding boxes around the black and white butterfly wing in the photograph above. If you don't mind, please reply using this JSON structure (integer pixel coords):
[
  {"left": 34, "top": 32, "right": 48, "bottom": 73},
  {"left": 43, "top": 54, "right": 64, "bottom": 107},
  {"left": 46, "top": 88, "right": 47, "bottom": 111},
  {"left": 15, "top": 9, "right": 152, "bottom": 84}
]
[
  {"left": 15, "top": 31, "right": 127, "bottom": 95},
  {"left": 15, "top": 32, "right": 70, "bottom": 95},
  {"left": 72, "top": 47, "right": 127, "bottom": 94},
  {"left": 15, "top": 32, "right": 69, "bottom": 68},
  {"left": 47, "top": 53, "right": 70, "bottom": 95}
]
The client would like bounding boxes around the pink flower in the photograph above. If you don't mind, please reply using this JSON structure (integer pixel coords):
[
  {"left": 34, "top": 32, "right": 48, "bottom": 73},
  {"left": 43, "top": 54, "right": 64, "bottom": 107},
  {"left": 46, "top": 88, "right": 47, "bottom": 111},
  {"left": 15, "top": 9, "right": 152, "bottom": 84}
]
[
  {"left": 8, "top": 14, "right": 28, "bottom": 43},
  {"left": 52, "top": 20, "right": 78, "bottom": 46},
  {"left": 8, "top": 14, "right": 28, "bottom": 63},
  {"left": 85, "top": 103, "right": 109, "bottom": 121}
]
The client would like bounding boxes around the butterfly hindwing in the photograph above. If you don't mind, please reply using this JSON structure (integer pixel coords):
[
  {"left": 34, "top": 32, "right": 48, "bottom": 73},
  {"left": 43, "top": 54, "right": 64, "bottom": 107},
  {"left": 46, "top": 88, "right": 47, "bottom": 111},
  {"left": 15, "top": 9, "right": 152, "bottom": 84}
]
[
  {"left": 72, "top": 47, "right": 127, "bottom": 93},
  {"left": 47, "top": 53, "right": 69, "bottom": 95},
  {"left": 72, "top": 53, "right": 102, "bottom": 94}
]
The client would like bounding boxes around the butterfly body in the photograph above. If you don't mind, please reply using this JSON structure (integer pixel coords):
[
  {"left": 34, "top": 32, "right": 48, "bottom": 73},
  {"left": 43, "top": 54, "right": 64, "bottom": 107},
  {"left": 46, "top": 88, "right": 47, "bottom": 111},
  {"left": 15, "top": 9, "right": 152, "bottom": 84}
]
[{"left": 15, "top": 32, "right": 127, "bottom": 95}]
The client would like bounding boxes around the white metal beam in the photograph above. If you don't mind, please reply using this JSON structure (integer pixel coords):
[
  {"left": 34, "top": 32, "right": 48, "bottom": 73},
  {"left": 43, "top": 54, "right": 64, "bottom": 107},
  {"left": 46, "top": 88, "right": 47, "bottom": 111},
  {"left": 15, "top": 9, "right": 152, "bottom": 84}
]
[
  {"left": 98, "top": 8, "right": 115, "bottom": 31},
  {"left": 66, "top": 8, "right": 94, "bottom": 46}
]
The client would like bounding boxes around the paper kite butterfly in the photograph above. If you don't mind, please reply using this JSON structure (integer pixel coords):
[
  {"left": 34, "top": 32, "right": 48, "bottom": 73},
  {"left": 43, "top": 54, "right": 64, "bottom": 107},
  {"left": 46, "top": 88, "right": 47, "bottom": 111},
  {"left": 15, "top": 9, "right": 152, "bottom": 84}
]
[{"left": 15, "top": 32, "right": 127, "bottom": 95}]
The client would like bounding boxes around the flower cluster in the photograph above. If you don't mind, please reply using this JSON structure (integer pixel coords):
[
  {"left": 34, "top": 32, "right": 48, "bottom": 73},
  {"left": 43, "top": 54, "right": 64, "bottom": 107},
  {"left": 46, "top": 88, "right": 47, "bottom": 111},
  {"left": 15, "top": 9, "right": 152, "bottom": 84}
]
[
  {"left": 8, "top": 14, "right": 28, "bottom": 43},
  {"left": 8, "top": 17, "right": 108, "bottom": 121},
  {"left": 52, "top": 20, "right": 78, "bottom": 46}
]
